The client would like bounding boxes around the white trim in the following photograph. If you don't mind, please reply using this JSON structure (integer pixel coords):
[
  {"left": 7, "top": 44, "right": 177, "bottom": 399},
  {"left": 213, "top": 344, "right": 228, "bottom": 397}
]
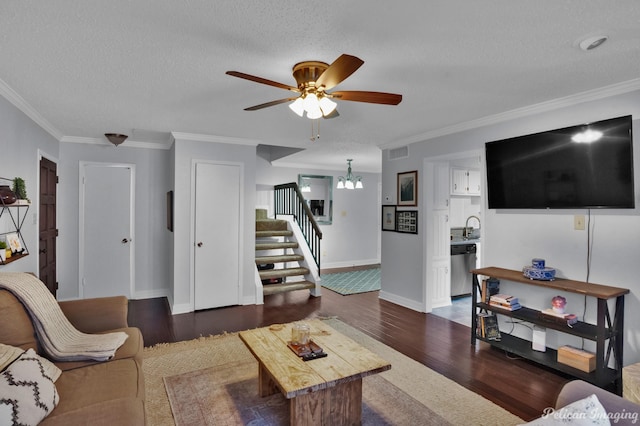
[
  {"left": 170, "top": 302, "right": 193, "bottom": 315},
  {"left": 0, "top": 77, "right": 63, "bottom": 140},
  {"left": 173, "top": 132, "right": 261, "bottom": 146},
  {"left": 253, "top": 267, "right": 264, "bottom": 305},
  {"left": 272, "top": 160, "right": 381, "bottom": 174},
  {"left": 281, "top": 216, "right": 321, "bottom": 297},
  {"left": 321, "top": 258, "right": 380, "bottom": 270},
  {"left": 379, "top": 290, "right": 424, "bottom": 312},
  {"left": 133, "top": 288, "right": 169, "bottom": 300},
  {"left": 382, "top": 78, "right": 640, "bottom": 149},
  {"left": 78, "top": 162, "right": 136, "bottom": 299},
  {"left": 61, "top": 136, "right": 173, "bottom": 150}
]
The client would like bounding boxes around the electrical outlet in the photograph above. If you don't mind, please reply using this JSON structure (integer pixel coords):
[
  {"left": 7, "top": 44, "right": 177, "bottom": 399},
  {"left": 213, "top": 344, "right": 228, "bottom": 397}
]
[{"left": 574, "top": 215, "right": 585, "bottom": 230}]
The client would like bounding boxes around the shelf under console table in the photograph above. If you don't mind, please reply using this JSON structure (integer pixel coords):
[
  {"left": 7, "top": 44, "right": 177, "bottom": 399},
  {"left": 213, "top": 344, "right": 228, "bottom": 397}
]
[{"left": 471, "top": 266, "right": 629, "bottom": 394}]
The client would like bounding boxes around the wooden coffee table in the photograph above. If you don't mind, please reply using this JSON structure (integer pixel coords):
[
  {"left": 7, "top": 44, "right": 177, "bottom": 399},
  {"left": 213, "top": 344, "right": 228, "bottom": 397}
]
[{"left": 239, "top": 319, "right": 391, "bottom": 426}]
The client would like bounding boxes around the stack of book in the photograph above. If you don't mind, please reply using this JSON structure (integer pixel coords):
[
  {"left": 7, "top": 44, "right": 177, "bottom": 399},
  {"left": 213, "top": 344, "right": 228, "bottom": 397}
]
[
  {"left": 477, "top": 313, "right": 501, "bottom": 341},
  {"left": 480, "top": 278, "right": 500, "bottom": 304},
  {"left": 489, "top": 294, "right": 521, "bottom": 311}
]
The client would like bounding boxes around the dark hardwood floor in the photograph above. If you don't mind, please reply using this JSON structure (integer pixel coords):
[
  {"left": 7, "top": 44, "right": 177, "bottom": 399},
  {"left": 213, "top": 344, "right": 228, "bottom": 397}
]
[{"left": 128, "top": 288, "right": 571, "bottom": 422}]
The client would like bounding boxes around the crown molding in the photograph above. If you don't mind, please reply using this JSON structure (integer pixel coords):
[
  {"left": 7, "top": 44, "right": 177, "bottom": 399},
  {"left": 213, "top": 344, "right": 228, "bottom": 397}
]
[
  {"left": 60, "top": 135, "right": 173, "bottom": 150},
  {"left": 271, "top": 160, "right": 380, "bottom": 174},
  {"left": 171, "top": 132, "right": 261, "bottom": 146},
  {"left": 382, "top": 78, "right": 640, "bottom": 150},
  {"left": 0, "top": 77, "right": 63, "bottom": 140}
]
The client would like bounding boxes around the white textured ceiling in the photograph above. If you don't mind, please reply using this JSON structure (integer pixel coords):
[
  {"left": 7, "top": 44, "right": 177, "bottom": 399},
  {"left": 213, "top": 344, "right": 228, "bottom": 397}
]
[{"left": 1, "top": 1, "right": 640, "bottom": 172}]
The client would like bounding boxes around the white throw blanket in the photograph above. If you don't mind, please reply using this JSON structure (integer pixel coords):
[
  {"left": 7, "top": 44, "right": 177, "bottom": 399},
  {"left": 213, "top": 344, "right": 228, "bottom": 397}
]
[{"left": 0, "top": 272, "right": 128, "bottom": 361}]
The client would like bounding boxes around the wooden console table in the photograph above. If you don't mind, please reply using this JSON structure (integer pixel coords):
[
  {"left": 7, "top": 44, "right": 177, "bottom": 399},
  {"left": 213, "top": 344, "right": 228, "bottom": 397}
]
[{"left": 471, "top": 266, "right": 629, "bottom": 394}]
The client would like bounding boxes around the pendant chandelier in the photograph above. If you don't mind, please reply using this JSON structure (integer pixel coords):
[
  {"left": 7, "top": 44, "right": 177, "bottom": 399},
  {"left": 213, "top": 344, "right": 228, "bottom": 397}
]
[{"left": 336, "top": 159, "right": 363, "bottom": 189}]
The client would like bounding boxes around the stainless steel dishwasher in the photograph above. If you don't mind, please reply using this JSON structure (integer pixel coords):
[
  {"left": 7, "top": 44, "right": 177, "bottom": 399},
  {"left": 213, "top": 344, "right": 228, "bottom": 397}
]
[{"left": 450, "top": 243, "right": 476, "bottom": 297}]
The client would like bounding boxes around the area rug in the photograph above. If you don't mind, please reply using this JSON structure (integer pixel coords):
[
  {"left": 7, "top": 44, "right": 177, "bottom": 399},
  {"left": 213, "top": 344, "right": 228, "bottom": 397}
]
[
  {"left": 164, "top": 362, "right": 444, "bottom": 425},
  {"left": 143, "top": 318, "right": 523, "bottom": 426},
  {"left": 321, "top": 267, "right": 380, "bottom": 295}
]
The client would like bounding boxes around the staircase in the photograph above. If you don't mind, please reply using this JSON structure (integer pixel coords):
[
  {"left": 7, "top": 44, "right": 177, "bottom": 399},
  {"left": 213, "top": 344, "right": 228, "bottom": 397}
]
[{"left": 255, "top": 209, "right": 321, "bottom": 297}]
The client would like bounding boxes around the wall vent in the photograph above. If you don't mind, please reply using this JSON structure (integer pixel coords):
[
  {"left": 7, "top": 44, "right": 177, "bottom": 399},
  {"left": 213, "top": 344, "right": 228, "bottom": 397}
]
[{"left": 388, "top": 146, "right": 409, "bottom": 160}]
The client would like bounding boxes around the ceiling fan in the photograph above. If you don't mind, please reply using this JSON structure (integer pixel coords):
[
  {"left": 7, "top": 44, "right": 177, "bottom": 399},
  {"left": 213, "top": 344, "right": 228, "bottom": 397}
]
[{"left": 226, "top": 54, "right": 402, "bottom": 119}]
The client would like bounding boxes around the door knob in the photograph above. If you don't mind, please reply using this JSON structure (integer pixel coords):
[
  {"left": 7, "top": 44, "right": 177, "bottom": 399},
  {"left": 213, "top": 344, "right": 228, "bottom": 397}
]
[
  {"left": 197, "top": 242, "right": 203, "bottom": 247},
  {"left": 39, "top": 248, "right": 47, "bottom": 254},
  {"left": 122, "top": 238, "right": 129, "bottom": 244}
]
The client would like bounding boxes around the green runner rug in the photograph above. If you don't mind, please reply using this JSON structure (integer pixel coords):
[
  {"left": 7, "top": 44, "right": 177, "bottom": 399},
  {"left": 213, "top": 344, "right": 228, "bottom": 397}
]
[{"left": 321, "top": 267, "right": 380, "bottom": 295}]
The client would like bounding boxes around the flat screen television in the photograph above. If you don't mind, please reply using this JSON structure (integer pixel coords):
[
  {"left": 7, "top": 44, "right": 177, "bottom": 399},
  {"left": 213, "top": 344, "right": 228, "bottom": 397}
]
[{"left": 486, "top": 115, "right": 635, "bottom": 209}]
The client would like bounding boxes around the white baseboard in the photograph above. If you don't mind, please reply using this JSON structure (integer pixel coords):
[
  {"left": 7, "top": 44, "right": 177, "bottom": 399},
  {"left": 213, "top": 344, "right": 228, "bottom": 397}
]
[
  {"left": 322, "top": 258, "right": 380, "bottom": 270},
  {"left": 170, "top": 302, "right": 193, "bottom": 315},
  {"left": 378, "top": 290, "right": 424, "bottom": 313},
  {"left": 431, "top": 297, "right": 453, "bottom": 309},
  {"left": 133, "top": 288, "right": 169, "bottom": 300}
]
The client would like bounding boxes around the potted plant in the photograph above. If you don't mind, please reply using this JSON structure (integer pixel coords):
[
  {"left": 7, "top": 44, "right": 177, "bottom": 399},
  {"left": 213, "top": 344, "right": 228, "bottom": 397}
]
[
  {"left": 0, "top": 241, "right": 6, "bottom": 262},
  {"left": 12, "top": 177, "right": 28, "bottom": 204}
]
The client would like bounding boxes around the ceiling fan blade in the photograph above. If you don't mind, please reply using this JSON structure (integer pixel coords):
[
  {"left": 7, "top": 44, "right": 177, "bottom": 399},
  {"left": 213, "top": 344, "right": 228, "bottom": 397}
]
[
  {"left": 244, "top": 97, "right": 297, "bottom": 111},
  {"left": 330, "top": 91, "right": 402, "bottom": 105},
  {"left": 226, "top": 71, "right": 299, "bottom": 92},
  {"left": 315, "top": 54, "right": 364, "bottom": 91}
]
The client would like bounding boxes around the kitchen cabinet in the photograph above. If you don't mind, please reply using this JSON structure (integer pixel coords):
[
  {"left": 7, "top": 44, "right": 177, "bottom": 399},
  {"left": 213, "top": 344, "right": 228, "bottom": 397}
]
[{"left": 451, "top": 168, "right": 480, "bottom": 196}]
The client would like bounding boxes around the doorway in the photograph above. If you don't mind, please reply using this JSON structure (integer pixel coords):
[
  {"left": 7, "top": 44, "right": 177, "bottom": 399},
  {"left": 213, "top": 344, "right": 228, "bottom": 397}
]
[
  {"left": 79, "top": 162, "right": 135, "bottom": 298},
  {"left": 193, "top": 161, "right": 242, "bottom": 310},
  {"left": 39, "top": 156, "right": 58, "bottom": 296},
  {"left": 423, "top": 151, "right": 483, "bottom": 314}
]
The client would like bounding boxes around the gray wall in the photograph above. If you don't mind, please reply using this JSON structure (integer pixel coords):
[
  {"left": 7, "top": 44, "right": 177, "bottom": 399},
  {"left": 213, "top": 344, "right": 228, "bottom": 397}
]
[
  {"left": 170, "top": 136, "right": 256, "bottom": 313},
  {"left": 0, "top": 96, "right": 59, "bottom": 274},
  {"left": 57, "top": 143, "right": 172, "bottom": 300},
  {"left": 382, "top": 89, "right": 640, "bottom": 364}
]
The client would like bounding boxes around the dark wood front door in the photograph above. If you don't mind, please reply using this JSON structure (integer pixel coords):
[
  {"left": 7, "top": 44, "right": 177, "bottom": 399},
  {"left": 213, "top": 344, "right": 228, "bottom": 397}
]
[{"left": 39, "top": 157, "right": 57, "bottom": 297}]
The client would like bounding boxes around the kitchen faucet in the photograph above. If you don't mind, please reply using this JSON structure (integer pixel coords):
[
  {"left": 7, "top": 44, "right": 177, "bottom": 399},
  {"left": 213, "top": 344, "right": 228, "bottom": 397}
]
[{"left": 463, "top": 215, "right": 481, "bottom": 238}]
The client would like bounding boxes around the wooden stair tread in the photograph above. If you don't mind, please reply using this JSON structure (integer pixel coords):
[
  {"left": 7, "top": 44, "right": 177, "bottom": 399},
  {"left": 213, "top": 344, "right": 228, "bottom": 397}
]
[
  {"left": 263, "top": 281, "right": 316, "bottom": 296},
  {"left": 259, "top": 267, "right": 309, "bottom": 279},
  {"left": 256, "top": 230, "right": 293, "bottom": 238},
  {"left": 256, "top": 219, "right": 288, "bottom": 232},
  {"left": 255, "top": 254, "right": 304, "bottom": 264},
  {"left": 256, "top": 242, "right": 298, "bottom": 250}
]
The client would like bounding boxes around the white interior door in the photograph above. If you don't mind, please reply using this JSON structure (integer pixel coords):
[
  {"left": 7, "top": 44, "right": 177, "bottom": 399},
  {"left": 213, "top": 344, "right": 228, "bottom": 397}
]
[
  {"left": 80, "top": 163, "right": 134, "bottom": 299},
  {"left": 194, "top": 161, "right": 241, "bottom": 310},
  {"left": 424, "top": 161, "right": 451, "bottom": 311}
]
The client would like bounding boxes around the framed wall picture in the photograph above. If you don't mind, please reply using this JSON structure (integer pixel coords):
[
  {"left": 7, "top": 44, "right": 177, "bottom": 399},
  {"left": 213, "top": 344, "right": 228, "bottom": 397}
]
[
  {"left": 381, "top": 205, "right": 397, "bottom": 231},
  {"left": 5, "top": 232, "right": 22, "bottom": 253},
  {"left": 396, "top": 210, "right": 418, "bottom": 234},
  {"left": 397, "top": 170, "right": 418, "bottom": 206}
]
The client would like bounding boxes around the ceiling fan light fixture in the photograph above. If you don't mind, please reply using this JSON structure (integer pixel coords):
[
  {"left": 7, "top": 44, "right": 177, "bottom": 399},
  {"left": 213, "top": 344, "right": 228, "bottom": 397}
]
[
  {"left": 104, "top": 133, "right": 128, "bottom": 147},
  {"left": 319, "top": 96, "right": 337, "bottom": 116},
  {"left": 306, "top": 107, "right": 323, "bottom": 120},
  {"left": 289, "top": 97, "right": 304, "bottom": 116},
  {"left": 303, "top": 92, "right": 319, "bottom": 111}
]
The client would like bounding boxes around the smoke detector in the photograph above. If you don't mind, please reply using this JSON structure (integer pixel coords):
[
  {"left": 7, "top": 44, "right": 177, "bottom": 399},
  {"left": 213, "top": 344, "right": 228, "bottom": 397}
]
[{"left": 577, "top": 34, "right": 608, "bottom": 51}]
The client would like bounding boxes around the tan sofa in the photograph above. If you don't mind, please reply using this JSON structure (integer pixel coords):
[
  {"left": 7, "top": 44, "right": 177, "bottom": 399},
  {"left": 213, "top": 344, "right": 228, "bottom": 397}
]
[{"left": 0, "top": 287, "right": 145, "bottom": 425}]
